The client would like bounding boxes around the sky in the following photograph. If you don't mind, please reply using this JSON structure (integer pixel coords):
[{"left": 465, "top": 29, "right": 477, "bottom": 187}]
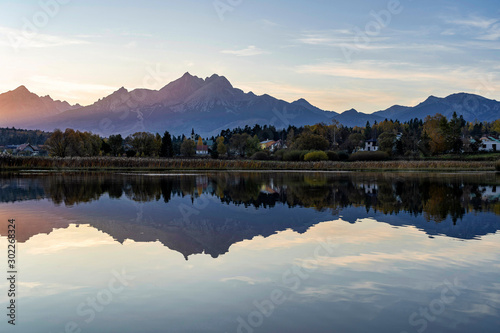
[{"left": 0, "top": 0, "right": 499, "bottom": 113}]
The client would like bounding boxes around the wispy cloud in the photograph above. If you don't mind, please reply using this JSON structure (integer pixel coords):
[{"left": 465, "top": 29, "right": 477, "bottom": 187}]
[
  {"left": 445, "top": 14, "right": 500, "bottom": 41},
  {"left": 294, "top": 60, "right": 500, "bottom": 106},
  {"left": 296, "top": 61, "right": 447, "bottom": 81},
  {"left": 478, "top": 23, "right": 500, "bottom": 41},
  {"left": 120, "top": 31, "right": 153, "bottom": 38},
  {"left": 221, "top": 276, "right": 272, "bottom": 285},
  {"left": 259, "top": 19, "right": 280, "bottom": 27},
  {"left": 297, "top": 30, "right": 352, "bottom": 46},
  {"left": 221, "top": 45, "right": 267, "bottom": 56},
  {"left": 297, "top": 60, "right": 496, "bottom": 87},
  {"left": 296, "top": 30, "right": 402, "bottom": 52},
  {"left": 0, "top": 26, "right": 88, "bottom": 49},
  {"left": 447, "top": 15, "right": 498, "bottom": 29}
]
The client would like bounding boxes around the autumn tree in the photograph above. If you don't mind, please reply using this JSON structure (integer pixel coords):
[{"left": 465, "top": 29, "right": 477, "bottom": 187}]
[
  {"left": 46, "top": 129, "right": 101, "bottom": 157},
  {"left": 423, "top": 114, "right": 447, "bottom": 155},
  {"left": 180, "top": 139, "right": 196, "bottom": 157},
  {"left": 378, "top": 132, "right": 396, "bottom": 154},
  {"left": 216, "top": 136, "right": 227, "bottom": 157},
  {"left": 129, "top": 132, "right": 161, "bottom": 157},
  {"left": 46, "top": 129, "right": 66, "bottom": 157},
  {"left": 230, "top": 133, "right": 250, "bottom": 157},
  {"left": 108, "top": 134, "right": 124, "bottom": 156},
  {"left": 373, "top": 119, "right": 400, "bottom": 135},
  {"left": 292, "top": 132, "right": 329, "bottom": 151},
  {"left": 343, "top": 133, "right": 365, "bottom": 153},
  {"left": 491, "top": 120, "right": 500, "bottom": 134}
]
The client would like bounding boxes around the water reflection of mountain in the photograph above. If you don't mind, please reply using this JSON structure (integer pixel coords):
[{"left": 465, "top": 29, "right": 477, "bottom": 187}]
[{"left": 0, "top": 172, "right": 499, "bottom": 257}]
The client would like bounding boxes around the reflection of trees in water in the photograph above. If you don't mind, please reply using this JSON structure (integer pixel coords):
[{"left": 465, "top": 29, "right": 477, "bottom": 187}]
[
  {"left": 48, "top": 173, "right": 109, "bottom": 206},
  {"left": 2, "top": 172, "right": 499, "bottom": 222},
  {"left": 0, "top": 174, "right": 46, "bottom": 203}
]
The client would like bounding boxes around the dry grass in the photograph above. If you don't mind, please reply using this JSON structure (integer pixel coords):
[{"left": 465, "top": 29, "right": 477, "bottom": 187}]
[{"left": 0, "top": 155, "right": 497, "bottom": 172}]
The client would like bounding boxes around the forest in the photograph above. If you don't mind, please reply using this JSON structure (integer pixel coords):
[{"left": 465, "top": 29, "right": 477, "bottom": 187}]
[{"left": 3, "top": 113, "right": 500, "bottom": 161}]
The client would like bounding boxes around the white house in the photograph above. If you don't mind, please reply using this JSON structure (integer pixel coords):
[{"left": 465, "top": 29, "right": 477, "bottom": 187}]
[
  {"left": 478, "top": 137, "right": 500, "bottom": 152},
  {"left": 364, "top": 139, "right": 379, "bottom": 152}
]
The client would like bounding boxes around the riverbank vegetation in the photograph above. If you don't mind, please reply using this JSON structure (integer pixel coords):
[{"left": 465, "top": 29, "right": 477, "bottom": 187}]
[{"left": 0, "top": 155, "right": 496, "bottom": 171}]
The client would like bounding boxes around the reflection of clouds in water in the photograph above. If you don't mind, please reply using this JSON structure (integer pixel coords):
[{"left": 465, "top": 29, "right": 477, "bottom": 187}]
[
  {"left": 295, "top": 282, "right": 388, "bottom": 300},
  {"left": 289, "top": 222, "right": 500, "bottom": 275},
  {"left": 25, "top": 225, "right": 115, "bottom": 255},
  {"left": 15, "top": 283, "right": 86, "bottom": 299},
  {"left": 296, "top": 252, "right": 438, "bottom": 273},
  {"left": 0, "top": 279, "right": 86, "bottom": 299},
  {"left": 220, "top": 276, "right": 272, "bottom": 285},
  {"left": 234, "top": 218, "right": 393, "bottom": 250}
]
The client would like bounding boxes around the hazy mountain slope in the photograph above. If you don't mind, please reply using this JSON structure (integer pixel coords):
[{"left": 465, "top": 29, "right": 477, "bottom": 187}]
[
  {"left": 375, "top": 93, "right": 500, "bottom": 122},
  {"left": 3, "top": 75, "right": 499, "bottom": 137},
  {"left": 333, "top": 109, "right": 385, "bottom": 127},
  {"left": 0, "top": 86, "right": 78, "bottom": 127},
  {"left": 26, "top": 73, "right": 336, "bottom": 136}
]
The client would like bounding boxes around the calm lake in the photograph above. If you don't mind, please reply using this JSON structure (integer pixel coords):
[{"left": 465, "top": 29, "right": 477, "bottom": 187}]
[{"left": 0, "top": 171, "right": 499, "bottom": 333}]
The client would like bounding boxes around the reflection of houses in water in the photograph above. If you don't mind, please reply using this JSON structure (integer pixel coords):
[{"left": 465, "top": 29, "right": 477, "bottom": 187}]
[
  {"left": 195, "top": 176, "right": 212, "bottom": 195},
  {"left": 358, "top": 183, "right": 378, "bottom": 195},
  {"left": 477, "top": 186, "right": 500, "bottom": 201},
  {"left": 260, "top": 179, "right": 282, "bottom": 195},
  {"left": 260, "top": 185, "right": 277, "bottom": 194}
]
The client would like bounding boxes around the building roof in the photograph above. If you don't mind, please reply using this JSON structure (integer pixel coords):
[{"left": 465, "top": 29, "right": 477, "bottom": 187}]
[
  {"left": 17, "top": 143, "right": 38, "bottom": 151},
  {"left": 481, "top": 137, "right": 500, "bottom": 143}
]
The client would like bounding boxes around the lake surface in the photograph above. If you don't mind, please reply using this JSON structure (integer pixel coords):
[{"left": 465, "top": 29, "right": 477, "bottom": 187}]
[{"left": 0, "top": 171, "right": 499, "bottom": 333}]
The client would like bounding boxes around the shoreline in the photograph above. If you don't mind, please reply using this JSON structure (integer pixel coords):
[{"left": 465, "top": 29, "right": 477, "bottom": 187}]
[{"left": 0, "top": 156, "right": 497, "bottom": 172}]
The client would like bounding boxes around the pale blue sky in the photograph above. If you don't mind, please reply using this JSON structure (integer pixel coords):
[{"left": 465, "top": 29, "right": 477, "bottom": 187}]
[{"left": 0, "top": 0, "right": 499, "bottom": 113}]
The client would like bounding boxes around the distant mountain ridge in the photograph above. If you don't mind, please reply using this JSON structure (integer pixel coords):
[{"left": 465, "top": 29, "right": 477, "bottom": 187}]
[
  {"left": 1, "top": 73, "right": 499, "bottom": 136},
  {"left": 0, "top": 85, "right": 79, "bottom": 126},
  {"left": 22, "top": 73, "right": 338, "bottom": 136},
  {"left": 374, "top": 93, "right": 500, "bottom": 123}
]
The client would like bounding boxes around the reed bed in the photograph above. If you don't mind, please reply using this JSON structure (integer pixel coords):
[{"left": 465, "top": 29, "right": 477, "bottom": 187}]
[{"left": 0, "top": 155, "right": 496, "bottom": 172}]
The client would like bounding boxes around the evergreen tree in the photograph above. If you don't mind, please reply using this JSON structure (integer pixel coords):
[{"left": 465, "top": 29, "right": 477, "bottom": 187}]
[
  {"left": 364, "top": 121, "right": 372, "bottom": 140},
  {"left": 160, "top": 131, "right": 174, "bottom": 158}
]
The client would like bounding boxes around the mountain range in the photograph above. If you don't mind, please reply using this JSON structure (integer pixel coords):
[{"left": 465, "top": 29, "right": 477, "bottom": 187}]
[{"left": 0, "top": 72, "right": 499, "bottom": 137}]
